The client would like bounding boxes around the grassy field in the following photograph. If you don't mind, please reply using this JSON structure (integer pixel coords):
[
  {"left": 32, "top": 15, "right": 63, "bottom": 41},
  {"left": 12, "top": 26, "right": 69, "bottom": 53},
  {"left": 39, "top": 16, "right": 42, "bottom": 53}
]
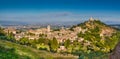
[{"left": 0, "top": 39, "right": 78, "bottom": 59}]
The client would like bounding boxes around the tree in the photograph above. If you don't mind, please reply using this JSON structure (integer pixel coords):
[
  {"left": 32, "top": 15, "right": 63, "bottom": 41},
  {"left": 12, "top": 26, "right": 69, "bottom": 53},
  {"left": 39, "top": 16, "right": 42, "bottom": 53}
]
[
  {"left": 38, "top": 37, "right": 44, "bottom": 44},
  {"left": 50, "top": 37, "right": 59, "bottom": 52},
  {"left": 0, "top": 27, "right": 7, "bottom": 40},
  {"left": 77, "top": 32, "right": 84, "bottom": 37},
  {"left": 64, "top": 39, "right": 70, "bottom": 48},
  {"left": 37, "top": 37, "right": 49, "bottom": 45},
  {"left": 19, "top": 37, "right": 29, "bottom": 45},
  {"left": 7, "top": 32, "right": 15, "bottom": 42},
  {"left": 0, "top": 27, "right": 5, "bottom": 36},
  {"left": 28, "top": 39, "right": 36, "bottom": 47}
]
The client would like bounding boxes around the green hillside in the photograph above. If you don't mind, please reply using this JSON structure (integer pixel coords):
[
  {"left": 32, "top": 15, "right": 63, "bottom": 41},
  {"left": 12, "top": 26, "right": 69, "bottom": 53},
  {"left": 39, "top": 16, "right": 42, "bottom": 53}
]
[
  {"left": 69, "top": 19, "right": 120, "bottom": 59},
  {"left": 0, "top": 39, "right": 77, "bottom": 59},
  {"left": 79, "top": 20, "right": 120, "bottom": 52}
]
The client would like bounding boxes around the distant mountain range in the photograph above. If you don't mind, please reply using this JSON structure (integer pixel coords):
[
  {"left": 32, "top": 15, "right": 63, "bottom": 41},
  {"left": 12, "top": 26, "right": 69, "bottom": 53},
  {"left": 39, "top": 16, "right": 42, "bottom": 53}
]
[
  {"left": 0, "top": 20, "right": 27, "bottom": 25},
  {"left": 0, "top": 20, "right": 120, "bottom": 27},
  {"left": 0, "top": 20, "right": 82, "bottom": 26}
]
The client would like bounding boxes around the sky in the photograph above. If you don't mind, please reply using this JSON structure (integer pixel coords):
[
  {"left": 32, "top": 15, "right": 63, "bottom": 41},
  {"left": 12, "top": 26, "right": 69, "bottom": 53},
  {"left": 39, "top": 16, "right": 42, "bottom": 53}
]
[{"left": 0, "top": 0, "right": 120, "bottom": 24}]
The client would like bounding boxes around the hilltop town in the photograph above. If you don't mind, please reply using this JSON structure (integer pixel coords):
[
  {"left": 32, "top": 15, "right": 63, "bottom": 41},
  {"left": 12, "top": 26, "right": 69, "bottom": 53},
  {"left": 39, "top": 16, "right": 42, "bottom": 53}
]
[
  {"left": 0, "top": 18, "right": 120, "bottom": 59},
  {"left": 2, "top": 18, "right": 117, "bottom": 52}
]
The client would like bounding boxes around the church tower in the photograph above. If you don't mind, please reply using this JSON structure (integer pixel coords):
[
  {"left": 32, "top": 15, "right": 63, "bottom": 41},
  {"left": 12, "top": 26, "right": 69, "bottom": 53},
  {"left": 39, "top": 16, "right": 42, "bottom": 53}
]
[{"left": 47, "top": 25, "right": 50, "bottom": 32}]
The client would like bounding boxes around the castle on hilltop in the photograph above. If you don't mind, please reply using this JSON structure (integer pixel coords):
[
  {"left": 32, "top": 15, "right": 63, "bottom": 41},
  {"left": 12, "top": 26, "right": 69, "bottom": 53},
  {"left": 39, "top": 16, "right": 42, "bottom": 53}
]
[{"left": 89, "top": 17, "right": 94, "bottom": 21}]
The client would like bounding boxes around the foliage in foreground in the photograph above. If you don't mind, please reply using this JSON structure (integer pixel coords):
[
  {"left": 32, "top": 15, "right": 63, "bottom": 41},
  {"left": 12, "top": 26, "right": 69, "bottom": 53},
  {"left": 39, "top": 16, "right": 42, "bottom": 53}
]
[
  {"left": 0, "top": 39, "right": 77, "bottom": 59},
  {"left": 0, "top": 45, "right": 30, "bottom": 59}
]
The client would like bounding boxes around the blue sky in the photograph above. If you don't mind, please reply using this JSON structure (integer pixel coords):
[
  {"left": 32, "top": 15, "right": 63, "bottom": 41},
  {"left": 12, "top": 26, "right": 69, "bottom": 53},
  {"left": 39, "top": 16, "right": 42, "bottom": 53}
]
[{"left": 0, "top": 0, "right": 120, "bottom": 24}]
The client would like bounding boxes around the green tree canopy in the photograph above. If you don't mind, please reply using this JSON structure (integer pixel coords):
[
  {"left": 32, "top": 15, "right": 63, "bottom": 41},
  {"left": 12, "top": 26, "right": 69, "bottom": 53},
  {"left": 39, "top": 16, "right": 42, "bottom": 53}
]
[{"left": 50, "top": 37, "right": 59, "bottom": 52}]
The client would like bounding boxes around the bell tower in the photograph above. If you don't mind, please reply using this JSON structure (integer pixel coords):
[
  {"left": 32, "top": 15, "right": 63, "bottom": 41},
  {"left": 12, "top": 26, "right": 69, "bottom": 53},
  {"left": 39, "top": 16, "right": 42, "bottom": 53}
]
[{"left": 47, "top": 25, "right": 50, "bottom": 32}]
